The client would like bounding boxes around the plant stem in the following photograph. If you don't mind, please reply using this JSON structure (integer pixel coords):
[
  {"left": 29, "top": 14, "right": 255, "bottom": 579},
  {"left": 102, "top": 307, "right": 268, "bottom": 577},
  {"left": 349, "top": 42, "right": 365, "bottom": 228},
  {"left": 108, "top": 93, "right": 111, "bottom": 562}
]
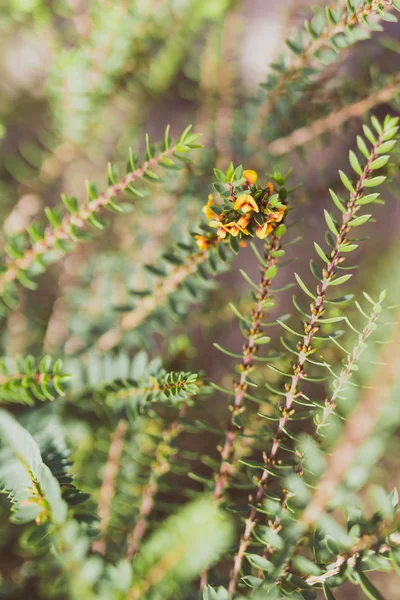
[
  {"left": 125, "top": 403, "right": 187, "bottom": 560},
  {"left": 200, "top": 234, "right": 281, "bottom": 590},
  {"left": 228, "top": 130, "right": 385, "bottom": 598},
  {"left": 92, "top": 419, "right": 128, "bottom": 555},
  {"left": 268, "top": 78, "right": 400, "bottom": 156},
  {"left": 95, "top": 246, "right": 216, "bottom": 351},
  {"left": 213, "top": 234, "right": 281, "bottom": 502},
  {"left": 247, "top": 0, "right": 395, "bottom": 150},
  {"left": 0, "top": 146, "right": 178, "bottom": 295}
]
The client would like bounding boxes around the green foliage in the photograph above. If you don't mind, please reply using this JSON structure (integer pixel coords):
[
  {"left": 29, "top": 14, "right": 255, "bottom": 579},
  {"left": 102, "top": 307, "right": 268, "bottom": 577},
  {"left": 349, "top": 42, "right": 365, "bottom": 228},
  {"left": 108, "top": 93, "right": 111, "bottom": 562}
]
[
  {"left": 0, "top": 410, "right": 67, "bottom": 525},
  {"left": 0, "top": 354, "right": 69, "bottom": 404},
  {"left": 1, "top": 2, "right": 400, "bottom": 599}
]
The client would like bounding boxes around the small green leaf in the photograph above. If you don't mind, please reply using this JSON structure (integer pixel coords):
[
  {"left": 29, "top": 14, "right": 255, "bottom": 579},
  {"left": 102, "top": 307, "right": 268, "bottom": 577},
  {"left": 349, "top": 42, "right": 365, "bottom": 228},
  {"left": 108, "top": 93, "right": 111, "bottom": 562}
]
[
  {"left": 348, "top": 214, "right": 372, "bottom": 227},
  {"left": 255, "top": 336, "right": 271, "bottom": 345},
  {"left": 363, "top": 176, "right": 386, "bottom": 187},
  {"left": 242, "top": 576, "right": 263, "bottom": 588},
  {"left": 265, "top": 265, "right": 278, "bottom": 280},
  {"left": 357, "top": 135, "right": 370, "bottom": 159},
  {"left": 329, "top": 189, "right": 346, "bottom": 213},
  {"left": 339, "top": 243, "right": 358, "bottom": 253},
  {"left": 314, "top": 242, "right": 329, "bottom": 263},
  {"left": 245, "top": 554, "right": 273, "bottom": 571},
  {"left": 295, "top": 273, "right": 315, "bottom": 299},
  {"left": 369, "top": 155, "right": 390, "bottom": 170},
  {"left": 363, "top": 125, "right": 377, "bottom": 145},
  {"left": 328, "top": 274, "right": 352, "bottom": 286},
  {"left": 358, "top": 571, "right": 385, "bottom": 600},
  {"left": 275, "top": 224, "right": 286, "bottom": 237},
  {"left": 324, "top": 210, "right": 339, "bottom": 236},
  {"left": 349, "top": 150, "right": 363, "bottom": 175},
  {"left": 355, "top": 193, "right": 379, "bottom": 206},
  {"left": 323, "top": 583, "right": 337, "bottom": 600},
  {"left": 339, "top": 170, "right": 356, "bottom": 194}
]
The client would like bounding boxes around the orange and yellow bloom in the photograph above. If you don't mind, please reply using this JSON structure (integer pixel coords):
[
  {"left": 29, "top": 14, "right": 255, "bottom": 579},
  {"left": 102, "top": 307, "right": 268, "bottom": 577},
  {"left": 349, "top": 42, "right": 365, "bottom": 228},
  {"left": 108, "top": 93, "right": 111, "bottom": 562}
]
[
  {"left": 243, "top": 169, "right": 258, "bottom": 186},
  {"left": 265, "top": 205, "right": 286, "bottom": 222},
  {"left": 202, "top": 194, "right": 216, "bottom": 220},
  {"left": 194, "top": 235, "right": 213, "bottom": 250},
  {"left": 256, "top": 221, "right": 274, "bottom": 239},
  {"left": 234, "top": 193, "right": 259, "bottom": 214}
]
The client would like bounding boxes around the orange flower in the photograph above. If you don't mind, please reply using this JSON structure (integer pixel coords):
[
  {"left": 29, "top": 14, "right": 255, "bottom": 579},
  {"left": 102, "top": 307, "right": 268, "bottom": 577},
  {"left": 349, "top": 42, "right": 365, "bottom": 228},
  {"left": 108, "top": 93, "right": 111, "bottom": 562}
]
[
  {"left": 234, "top": 193, "right": 259, "bottom": 214},
  {"left": 243, "top": 169, "right": 258, "bottom": 185},
  {"left": 266, "top": 181, "right": 274, "bottom": 195},
  {"left": 194, "top": 235, "right": 212, "bottom": 250},
  {"left": 222, "top": 222, "right": 241, "bottom": 237},
  {"left": 236, "top": 215, "right": 251, "bottom": 233},
  {"left": 209, "top": 219, "right": 221, "bottom": 229},
  {"left": 217, "top": 226, "right": 227, "bottom": 239},
  {"left": 266, "top": 205, "right": 286, "bottom": 222},
  {"left": 256, "top": 221, "right": 274, "bottom": 240},
  {"left": 202, "top": 194, "right": 216, "bottom": 220}
]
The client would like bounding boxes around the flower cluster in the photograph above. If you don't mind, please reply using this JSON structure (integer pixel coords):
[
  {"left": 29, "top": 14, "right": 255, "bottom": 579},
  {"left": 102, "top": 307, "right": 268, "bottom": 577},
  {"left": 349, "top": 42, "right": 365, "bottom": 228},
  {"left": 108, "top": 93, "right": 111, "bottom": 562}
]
[{"left": 195, "top": 167, "right": 287, "bottom": 250}]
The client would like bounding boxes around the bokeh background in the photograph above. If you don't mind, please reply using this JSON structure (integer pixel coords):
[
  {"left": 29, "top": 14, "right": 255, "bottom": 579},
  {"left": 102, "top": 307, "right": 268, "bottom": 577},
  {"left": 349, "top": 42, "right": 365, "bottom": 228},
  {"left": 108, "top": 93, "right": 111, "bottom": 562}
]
[{"left": 1, "top": 1, "right": 400, "bottom": 597}]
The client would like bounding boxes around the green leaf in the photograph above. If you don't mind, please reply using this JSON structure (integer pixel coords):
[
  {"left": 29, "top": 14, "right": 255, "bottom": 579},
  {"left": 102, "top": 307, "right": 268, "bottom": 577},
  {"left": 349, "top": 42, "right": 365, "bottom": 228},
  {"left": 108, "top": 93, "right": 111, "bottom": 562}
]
[
  {"left": 369, "top": 155, "right": 390, "bottom": 170},
  {"left": 323, "top": 583, "right": 337, "bottom": 600},
  {"left": 265, "top": 265, "right": 278, "bottom": 280},
  {"left": 363, "top": 176, "right": 386, "bottom": 187},
  {"left": 213, "top": 344, "right": 243, "bottom": 359},
  {"left": 339, "top": 243, "right": 358, "bottom": 253},
  {"left": 242, "top": 576, "right": 263, "bottom": 588},
  {"left": 275, "top": 223, "right": 286, "bottom": 237},
  {"left": 363, "top": 125, "right": 377, "bottom": 145},
  {"left": 294, "top": 273, "right": 315, "bottom": 299},
  {"left": 348, "top": 214, "right": 372, "bottom": 227},
  {"left": 339, "top": 170, "right": 356, "bottom": 193},
  {"left": 328, "top": 274, "right": 352, "bottom": 286},
  {"left": 329, "top": 189, "right": 346, "bottom": 213},
  {"left": 314, "top": 242, "right": 329, "bottom": 263},
  {"left": 229, "top": 303, "right": 251, "bottom": 323},
  {"left": 324, "top": 210, "right": 339, "bottom": 236},
  {"left": 357, "top": 135, "right": 370, "bottom": 159},
  {"left": 349, "top": 150, "right": 363, "bottom": 176},
  {"left": 130, "top": 496, "right": 233, "bottom": 595},
  {"left": 255, "top": 336, "right": 271, "bottom": 345},
  {"left": 358, "top": 571, "right": 385, "bottom": 600},
  {"left": 355, "top": 193, "right": 379, "bottom": 206},
  {"left": 245, "top": 554, "right": 273, "bottom": 571}
]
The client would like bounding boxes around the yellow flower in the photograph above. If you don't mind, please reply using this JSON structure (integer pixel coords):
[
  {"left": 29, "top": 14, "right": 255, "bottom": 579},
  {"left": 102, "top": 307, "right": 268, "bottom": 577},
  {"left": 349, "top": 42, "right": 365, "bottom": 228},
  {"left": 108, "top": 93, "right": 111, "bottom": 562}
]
[
  {"left": 256, "top": 221, "right": 274, "bottom": 240},
  {"left": 219, "top": 214, "right": 251, "bottom": 237},
  {"left": 217, "top": 226, "right": 227, "bottom": 239},
  {"left": 236, "top": 215, "right": 251, "bottom": 233},
  {"left": 202, "top": 194, "right": 216, "bottom": 220},
  {"left": 266, "top": 181, "right": 274, "bottom": 195},
  {"left": 266, "top": 205, "right": 286, "bottom": 222},
  {"left": 195, "top": 235, "right": 212, "bottom": 250},
  {"left": 209, "top": 219, "right": 221, "bottom": 228},
  {"left": 243, "top": 169, "right": 258, "bottom": 185},
  {"left": 234, "top": 193, "right": 259, "bottom": 214}
]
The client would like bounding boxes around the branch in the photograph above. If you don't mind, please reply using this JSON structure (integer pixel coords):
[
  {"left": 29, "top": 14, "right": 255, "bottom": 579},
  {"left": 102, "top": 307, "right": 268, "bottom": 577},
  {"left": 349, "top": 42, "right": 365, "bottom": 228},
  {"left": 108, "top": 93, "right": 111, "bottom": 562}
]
[
  {"left": 248, "top": 0, "right": 397, "bottom": 149},
  {"left": 228, "top": 115, "right": 398, "bottom": 598},
  {"left": 0, "top": 126, "right": 200, "bottom": 305},
  {"left": 212, "top": 233, "right": 283, "bottom": 503},
  {"left": 268, "top": 78, "right": 400, "bottom": 156},
  {"left": 316, "top": 293, "right": 385, "bottom": 434},
  {"left": 306, "top": 530, "right": 400, "bottom": 586},
  {"left": 95, "top": 246, "right": 216, "bottom": 351},
  {"left": 302, "top": 318, "right": 400, "bottom": 527},
  {"left": 125, "top": 403, "right": 188, "bottom": 560},
  {"left": 92, "top": 419, "right": 128, "bottom": 555}
]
